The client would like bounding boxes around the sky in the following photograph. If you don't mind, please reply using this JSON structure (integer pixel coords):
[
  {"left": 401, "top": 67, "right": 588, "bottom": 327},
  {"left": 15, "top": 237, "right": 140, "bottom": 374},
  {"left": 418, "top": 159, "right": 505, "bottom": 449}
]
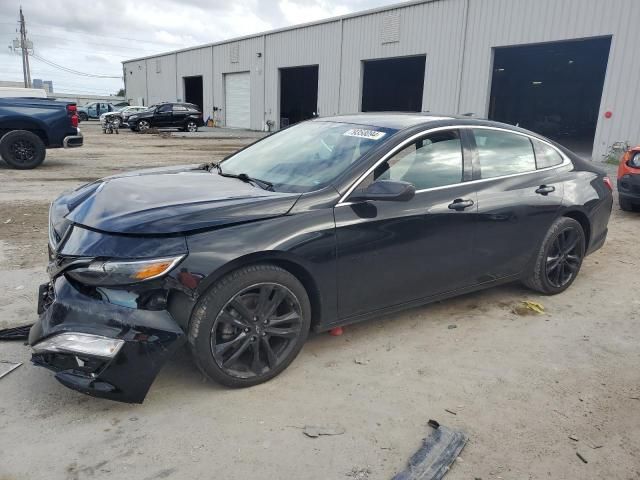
[{"left": 0, "top": 0, "right": 394, "bottom": 96}]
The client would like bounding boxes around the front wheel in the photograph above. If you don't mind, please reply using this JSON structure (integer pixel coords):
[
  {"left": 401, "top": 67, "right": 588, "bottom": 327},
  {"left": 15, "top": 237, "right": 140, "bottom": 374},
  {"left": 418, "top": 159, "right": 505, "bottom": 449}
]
[
  {"left": 137, "top": 119, "right": 150, "bottom": 132},
  {"left": 522, "top": 217, "right": 586, "bottom": 295},
  {"left": 188, "top": 264, "right": 311, "bottom": 388},
  {"left": 78, "top": 113, "right": 88, "bottom": 122},
  {"left": 0, "top": 130, "right": 46, "bottom": 169}
]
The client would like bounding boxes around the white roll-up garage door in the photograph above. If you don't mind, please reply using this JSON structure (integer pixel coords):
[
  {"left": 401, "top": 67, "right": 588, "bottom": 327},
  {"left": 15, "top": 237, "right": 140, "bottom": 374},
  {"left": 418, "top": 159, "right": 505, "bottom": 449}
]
[{"left": 224, "top": 72, "right": 251, "bottom": 129}]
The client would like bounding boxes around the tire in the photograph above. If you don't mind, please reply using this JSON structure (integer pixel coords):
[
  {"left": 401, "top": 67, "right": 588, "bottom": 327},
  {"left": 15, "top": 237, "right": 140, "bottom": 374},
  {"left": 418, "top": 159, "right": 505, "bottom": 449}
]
[
  {"left": 0, "top": 130, "right": 46, "bottom": 169},
  {"left": 619, "top": 196, "right": 634, "bottom": 211},
  {"left": 522, "top": 217, "right": 586, "bottom": 295},
  {"left": 78, "top": 113, "right": 88, "bottom": 122},
  {"left": 137, "top": 119, "right": 150, "bottom": 132},
  {"left": 185, "top": 120, "right": 198, "bottom": 133},
  {"left": 188, "top": 264, "right": 311, "bottom": 388}
]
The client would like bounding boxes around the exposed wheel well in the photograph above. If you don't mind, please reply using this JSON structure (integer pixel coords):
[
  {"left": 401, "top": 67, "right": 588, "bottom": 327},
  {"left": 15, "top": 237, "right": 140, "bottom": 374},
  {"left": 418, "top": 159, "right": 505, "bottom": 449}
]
[
  {"left": 195, "top": 256, "right": 323, "bottom": 331},
  {"left": 563, "top": 210, "right": 591, "bottom": 247}
]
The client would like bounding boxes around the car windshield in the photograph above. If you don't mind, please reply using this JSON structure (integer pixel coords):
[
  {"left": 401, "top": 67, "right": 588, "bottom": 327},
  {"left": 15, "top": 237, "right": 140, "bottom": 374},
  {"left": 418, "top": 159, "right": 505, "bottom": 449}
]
[{"left": 220, "top": 121, "right": 396, "bottom": 193}]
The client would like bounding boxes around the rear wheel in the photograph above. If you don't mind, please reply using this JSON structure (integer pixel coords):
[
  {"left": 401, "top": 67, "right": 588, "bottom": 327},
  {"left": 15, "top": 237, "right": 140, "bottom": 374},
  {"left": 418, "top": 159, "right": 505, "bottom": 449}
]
[
  {"left": 0, "top": 130, "right": 46, "bottom": 169},
  {"left": 188, "top": 264, "right": 311, "bottom": 388},
  {"left": 522, "top": 217, "right": 586, "bottom": 295},
  {"left": 185, "top": 120, "right": 198, "bottom": 133},
  {"left": 78, "top": 112, "right": 88, "bottom": 122}
]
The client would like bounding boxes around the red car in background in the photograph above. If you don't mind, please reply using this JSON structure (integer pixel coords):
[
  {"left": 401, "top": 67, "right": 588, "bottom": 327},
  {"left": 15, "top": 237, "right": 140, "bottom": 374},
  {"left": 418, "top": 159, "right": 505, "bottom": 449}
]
[{"left": 617, "top": 146, "right": 640, "bottom": 211}]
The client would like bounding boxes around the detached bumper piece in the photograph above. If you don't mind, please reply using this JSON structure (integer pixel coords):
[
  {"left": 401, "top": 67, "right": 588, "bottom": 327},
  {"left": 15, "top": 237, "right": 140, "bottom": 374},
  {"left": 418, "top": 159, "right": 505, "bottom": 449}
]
[
  {"left": 29, "top": 276, "right": 185, "bottom": 403},
  {"left": 392, "top": 420, "right": 467, "bottom": 480}
]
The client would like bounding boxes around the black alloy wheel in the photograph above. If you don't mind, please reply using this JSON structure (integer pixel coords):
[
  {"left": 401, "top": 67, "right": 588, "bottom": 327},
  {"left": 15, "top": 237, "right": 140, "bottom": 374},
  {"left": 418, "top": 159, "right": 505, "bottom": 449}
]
[
  {"left": 211, "top": 283, "right": 303, "bottom": 379},
  {"left": 545, "top": 227, "right": 583, "bottom": 288},
  {"left": 188, "top": 264, "right": 311, "bottom": 388},
  {"left": 0, "top": 130, "right": 46, "bottom": 169},
  {"left": 523, "top": 217, "right": 585, "bottom": 294}
]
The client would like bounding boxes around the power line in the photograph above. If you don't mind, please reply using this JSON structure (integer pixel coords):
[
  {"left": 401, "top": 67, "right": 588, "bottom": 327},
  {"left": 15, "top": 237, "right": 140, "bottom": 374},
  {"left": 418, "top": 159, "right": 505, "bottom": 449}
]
[{"left": 30, "top": 53, "right": 121, "bottom": 78}]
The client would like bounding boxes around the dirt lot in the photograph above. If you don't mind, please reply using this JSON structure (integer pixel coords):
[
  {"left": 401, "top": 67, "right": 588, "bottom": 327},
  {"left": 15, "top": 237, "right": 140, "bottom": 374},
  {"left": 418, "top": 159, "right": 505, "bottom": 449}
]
[{"left": 1, "top": 123, "right": 639, "bottom": 480}]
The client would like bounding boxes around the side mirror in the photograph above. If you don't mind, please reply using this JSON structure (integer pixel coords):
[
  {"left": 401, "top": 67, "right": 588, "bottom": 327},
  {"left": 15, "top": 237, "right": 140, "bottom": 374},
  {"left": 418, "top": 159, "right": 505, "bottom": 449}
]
[{"left": 349, "top": 180, "right": 416, "bottom": 202}]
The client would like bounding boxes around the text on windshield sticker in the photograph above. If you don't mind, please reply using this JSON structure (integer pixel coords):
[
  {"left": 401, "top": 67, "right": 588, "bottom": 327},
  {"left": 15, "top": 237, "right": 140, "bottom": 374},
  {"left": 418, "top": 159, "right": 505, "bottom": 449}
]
[{"left": 343, "top": 129, "right": 386, "bottom": 140}]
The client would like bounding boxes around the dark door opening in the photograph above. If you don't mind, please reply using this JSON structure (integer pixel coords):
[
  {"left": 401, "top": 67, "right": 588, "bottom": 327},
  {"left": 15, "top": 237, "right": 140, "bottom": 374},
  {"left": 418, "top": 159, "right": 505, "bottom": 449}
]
[
  {"left": 361, "top": 55, "right": 426, "bottom": 112},
  {"left": 489, "top": 37, "right": 611, "bottom": 158},
  {"left": 280, "top": 65, "right": 318, "bottom": 128},
  {"left": 184, "top": 76, "right": 203, "bottom": 111}
]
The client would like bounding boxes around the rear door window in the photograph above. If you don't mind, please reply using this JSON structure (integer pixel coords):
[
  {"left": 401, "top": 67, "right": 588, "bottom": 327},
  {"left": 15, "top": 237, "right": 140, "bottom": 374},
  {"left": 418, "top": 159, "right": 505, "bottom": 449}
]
[
  {"left": 532, "top": 138, "right": 564, "bottom": 169},
  {"left": 473, "top": 129, "right": 536, "bottom": 179}
]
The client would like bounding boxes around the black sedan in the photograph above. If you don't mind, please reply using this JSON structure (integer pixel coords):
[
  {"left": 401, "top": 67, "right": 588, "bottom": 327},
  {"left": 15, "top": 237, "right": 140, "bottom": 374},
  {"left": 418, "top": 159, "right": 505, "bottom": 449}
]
[
  {"left": 30, "top": 114, "right": 613, "bottom": 403},
  {"left": 128, "top": 102, "right": 204, "bottom": 132}
]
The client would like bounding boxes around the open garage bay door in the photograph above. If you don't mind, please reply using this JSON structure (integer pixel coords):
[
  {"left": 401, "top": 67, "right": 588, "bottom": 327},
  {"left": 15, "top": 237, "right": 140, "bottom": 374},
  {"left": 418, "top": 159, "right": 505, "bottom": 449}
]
[
  {"left": 225, "top": 72, "right": 251, "bottom": 129},
  {"left": 280, "top": 65, "right": 318, "bottom": 128},
  {"left": 184, "top": 76, "right": 203, "bottom": 111},
  {"left": 489, "top": 37, "right": 611, "bottom": 158},
  {"left": 361, "top": 55, "right": 426, "bottom": 112}
]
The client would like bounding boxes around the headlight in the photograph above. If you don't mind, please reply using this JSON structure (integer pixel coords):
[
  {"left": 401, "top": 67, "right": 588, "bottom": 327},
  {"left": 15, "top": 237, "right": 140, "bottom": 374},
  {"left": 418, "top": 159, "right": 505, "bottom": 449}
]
[
  {"left": 67, "top": 255, "right": 185, "bottom": 286},
  {"left": 628, "top": 152, "right": 640, "bottom": 168},
  {"left": 33, "top": 333, "right": 124, "bottom": 358}
]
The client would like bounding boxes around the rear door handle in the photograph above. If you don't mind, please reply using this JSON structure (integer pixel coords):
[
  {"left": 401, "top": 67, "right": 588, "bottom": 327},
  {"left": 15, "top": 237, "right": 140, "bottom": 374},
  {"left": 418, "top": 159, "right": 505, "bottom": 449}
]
[
  {"left": 448, "top": 198, "right": 474, "bottom": 211},
  {"left": 535, "top": 185, "right": 556, "bottom": 195}
]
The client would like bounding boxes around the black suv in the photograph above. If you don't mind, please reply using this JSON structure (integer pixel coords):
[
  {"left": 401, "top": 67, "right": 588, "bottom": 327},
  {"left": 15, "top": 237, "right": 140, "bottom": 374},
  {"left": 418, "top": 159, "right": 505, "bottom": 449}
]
[{"left": 128, "top": 103, "right": 204, "bottom": 133}]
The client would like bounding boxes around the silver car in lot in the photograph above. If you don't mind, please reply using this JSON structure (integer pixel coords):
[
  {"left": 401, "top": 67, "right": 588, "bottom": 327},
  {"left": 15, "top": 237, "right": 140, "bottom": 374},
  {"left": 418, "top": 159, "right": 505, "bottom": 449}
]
[{"left": 100, "top": 106, "right": 147, "bottom": 128}]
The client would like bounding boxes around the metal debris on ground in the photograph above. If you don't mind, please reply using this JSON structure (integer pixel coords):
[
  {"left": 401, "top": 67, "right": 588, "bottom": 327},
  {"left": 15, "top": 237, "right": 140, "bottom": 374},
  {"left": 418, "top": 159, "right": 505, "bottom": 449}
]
[
  {"left": 447, "top": 325, "right": 457, "bottom": 329},
  {"left": 302, "top": 425, "right": 346, "bottom": 438},
  {"left": 354, "top": 358, "right": 369, "bottom": 365},
  {"left": 512, "top": 300, "right": 545, "bottom": 316},
  {"left": 569, "top": 435, "right": 579, "bottom": 441},
  {"left": 0, "top": 361, "right": 23, "bottom": 379},
  {"left": 392, "top": 420, "right": 467, "bottom": 480},
  {"left": 576, "top": 452, "right": 588, "bottom": 464},
  {"left": 0, "top": 324, "right": 33, "bottom": 340},
  {"left": 444, "top": 409, "right": 457, "bottom": 416}
]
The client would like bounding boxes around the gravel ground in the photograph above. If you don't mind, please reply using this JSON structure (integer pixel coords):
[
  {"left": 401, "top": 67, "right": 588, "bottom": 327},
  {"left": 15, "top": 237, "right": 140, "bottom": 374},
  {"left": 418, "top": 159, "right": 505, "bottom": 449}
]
[{"left": 0, "top": 123, "right": 638, "bottom": 480}]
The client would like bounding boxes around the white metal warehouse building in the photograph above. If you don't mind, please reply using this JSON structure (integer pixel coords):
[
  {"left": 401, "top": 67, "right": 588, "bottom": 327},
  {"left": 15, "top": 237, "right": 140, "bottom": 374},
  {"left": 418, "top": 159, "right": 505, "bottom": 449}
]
[{"left": 122, "top": 0, "right": 640, "bottom": 159}]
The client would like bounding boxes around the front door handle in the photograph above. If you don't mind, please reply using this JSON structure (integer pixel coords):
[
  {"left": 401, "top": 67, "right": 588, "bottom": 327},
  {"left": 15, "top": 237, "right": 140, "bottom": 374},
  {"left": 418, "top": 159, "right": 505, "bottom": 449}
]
[
  {"left": 448, "top": 198, "right": 474, "bottom": 211},
  {"left": 535, "top": 185, "right": 556, "bottom": 195}
]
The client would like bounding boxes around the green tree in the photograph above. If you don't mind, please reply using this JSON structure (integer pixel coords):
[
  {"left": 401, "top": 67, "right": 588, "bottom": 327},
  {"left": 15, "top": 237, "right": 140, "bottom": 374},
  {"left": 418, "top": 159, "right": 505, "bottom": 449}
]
[{"left": 115, "top": 88, "right": 125, "bottom": 97}]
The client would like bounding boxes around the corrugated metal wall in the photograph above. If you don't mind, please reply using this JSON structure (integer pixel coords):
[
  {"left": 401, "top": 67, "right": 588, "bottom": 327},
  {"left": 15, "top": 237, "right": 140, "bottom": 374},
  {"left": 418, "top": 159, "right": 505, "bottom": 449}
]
[
  {"left": 123, "top": 60, "right": 147, "bottom": 106},
  {"left": 145, "top": 54, "right": 177, "bottom": 106},
  {"left": 339, "top": 0, "right": 467, "bottom": 113},
  {"left": 213, "top": 36, "right": 265, "bottom": 130},
  {"left": 123, "top": 0, "right": 640, "bottom": 157},
  {"left": 176, "top": 47, "right": 213, "bottom": 118},
  {"left": 265, "top": 21, "right": 342, "bottom": 125}
]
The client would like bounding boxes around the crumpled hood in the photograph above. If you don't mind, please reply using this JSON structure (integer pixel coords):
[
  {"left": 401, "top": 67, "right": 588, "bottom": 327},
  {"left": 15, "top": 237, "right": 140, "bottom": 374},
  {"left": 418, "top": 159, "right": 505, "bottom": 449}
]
[{"left": 57, "top": 165, "right": 301, "bottom": 234}]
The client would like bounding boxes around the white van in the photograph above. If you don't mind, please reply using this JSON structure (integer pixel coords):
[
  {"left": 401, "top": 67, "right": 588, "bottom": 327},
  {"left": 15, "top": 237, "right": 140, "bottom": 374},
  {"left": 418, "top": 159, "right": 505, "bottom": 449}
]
[{"left": 0, "top": 86, "right": 47, "bottom": 98}]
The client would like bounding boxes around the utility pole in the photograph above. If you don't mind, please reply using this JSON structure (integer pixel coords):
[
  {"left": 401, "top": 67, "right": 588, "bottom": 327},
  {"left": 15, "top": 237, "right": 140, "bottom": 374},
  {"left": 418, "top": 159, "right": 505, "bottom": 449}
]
[{"left": 19, "top": 7, "right": 32, "bottom": 88}]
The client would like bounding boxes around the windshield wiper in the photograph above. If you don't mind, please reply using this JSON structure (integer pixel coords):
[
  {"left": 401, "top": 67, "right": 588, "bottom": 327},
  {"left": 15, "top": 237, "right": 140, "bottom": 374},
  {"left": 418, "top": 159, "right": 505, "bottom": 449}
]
[{"left": 214, "top": 164, "right": 274, "bottom": 191}]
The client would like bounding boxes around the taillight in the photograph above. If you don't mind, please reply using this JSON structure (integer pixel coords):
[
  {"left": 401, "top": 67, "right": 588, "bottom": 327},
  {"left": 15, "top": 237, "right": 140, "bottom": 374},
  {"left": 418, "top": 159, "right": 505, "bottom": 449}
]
[
  {"left": 603, "top": 176, "right": 613, "bottom": 191},
  {"left": 67, "top": 104, "right": 79, "bottom": 128}
]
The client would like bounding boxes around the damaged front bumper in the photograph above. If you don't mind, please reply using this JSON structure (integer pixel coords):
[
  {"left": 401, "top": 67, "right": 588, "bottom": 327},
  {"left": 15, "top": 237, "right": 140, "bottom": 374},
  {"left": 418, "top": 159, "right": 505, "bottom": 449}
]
[{"left": 29, "top": 276, "right": 185, "bottom": 403}]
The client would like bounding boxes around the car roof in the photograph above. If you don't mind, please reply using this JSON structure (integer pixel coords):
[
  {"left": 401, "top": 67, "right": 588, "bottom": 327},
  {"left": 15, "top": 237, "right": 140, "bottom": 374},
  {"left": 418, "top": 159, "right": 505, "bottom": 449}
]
[{"left": 316, "top": 112, "right": 517, "bottom": 132}]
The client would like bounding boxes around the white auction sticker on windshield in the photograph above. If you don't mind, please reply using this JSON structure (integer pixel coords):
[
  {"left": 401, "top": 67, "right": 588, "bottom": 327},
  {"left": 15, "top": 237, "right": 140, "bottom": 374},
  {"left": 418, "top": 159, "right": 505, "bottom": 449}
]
[{"left": 343, "top": 129, "right": 386, "bottom": 140}]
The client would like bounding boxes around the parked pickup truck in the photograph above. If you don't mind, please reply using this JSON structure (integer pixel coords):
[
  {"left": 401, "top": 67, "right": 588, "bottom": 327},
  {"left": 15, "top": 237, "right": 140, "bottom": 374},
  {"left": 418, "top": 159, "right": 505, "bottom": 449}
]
[{"left": 0, "top": 97, "right": 82, "bottom": 169}]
